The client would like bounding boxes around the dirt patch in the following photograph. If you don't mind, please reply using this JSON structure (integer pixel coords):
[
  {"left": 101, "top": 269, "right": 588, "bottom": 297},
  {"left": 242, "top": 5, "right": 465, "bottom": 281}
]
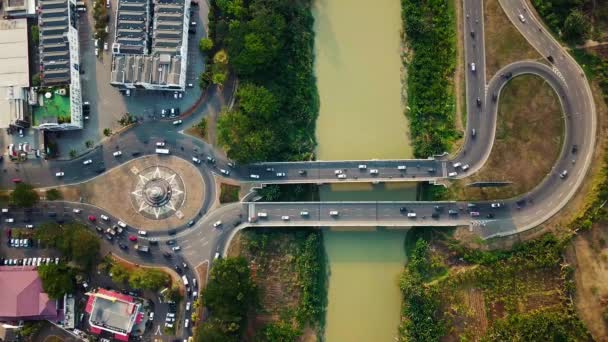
[
  {"left": 449, "top": 75, "right": 563, "bottom": 200},
  {"left": 566, "top": 224, "right": 608, "bottom": 340},
  {"left": 484, "top": 0, "right": 542, "bottom": 79},
  {"left": 219, "top": 183, "right": 240, "bottom": 204},
  {"left": 110, "top": 253, "right": 182, "bottom": 288},
  {"left": 59, "top": 155, "right": 206, "bottom": 231}
]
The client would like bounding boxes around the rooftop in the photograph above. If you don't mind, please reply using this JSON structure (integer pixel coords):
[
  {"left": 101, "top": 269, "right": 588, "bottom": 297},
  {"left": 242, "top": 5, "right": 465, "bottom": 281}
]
[
  {"left": 85, "top": 289, "right": 139, "bottom": 336},
  {"left": 0, "top": 19, "right": 30, "bottom": 88},
  {"left": 0, "top": 266, "right": 59, "bottom": 321}
]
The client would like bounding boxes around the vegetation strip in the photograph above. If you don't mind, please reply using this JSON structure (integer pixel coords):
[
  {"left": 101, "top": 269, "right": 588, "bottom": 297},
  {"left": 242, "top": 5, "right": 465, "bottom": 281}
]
[{"left": 401, "top": 0, "right": 459, "bottom": 157}]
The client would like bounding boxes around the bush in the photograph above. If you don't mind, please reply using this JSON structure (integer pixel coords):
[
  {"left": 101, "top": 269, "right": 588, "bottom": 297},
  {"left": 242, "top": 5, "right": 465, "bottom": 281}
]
[
  {"left": 38, "top": 264, "right": 75, "bottom": 299},
  {"left": 45, "top": 188, "right": 62, "bottom": 201},
  {"left": 199, "top": 37, "right": 214, "bottom": 52},
  {"left": 128, "top": 268, "right": 170, "bottom": 291},
  {"left": 103, "top": 128, "right": 112, "bottom": 136},
  {"left": 35, "top": 223, "right": 100, "bottom": 270}
]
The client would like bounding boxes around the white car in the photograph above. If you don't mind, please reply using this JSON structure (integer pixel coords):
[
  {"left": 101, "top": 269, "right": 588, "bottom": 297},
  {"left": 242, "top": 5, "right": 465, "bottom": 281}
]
[
  {"left": 113, "top": 151, "right": 122, "bottom": 157},
  {"left": 138, "top": 230, "right": 147, "bottom": 236},
  {"left": 213, "top": 221, "right": 222, "bottom": 228},
  {"left": 448, "top": 172, "right": 458, "bottom": 177},
  {"left": 470, "top": 62, "right": 476, "bottom": 72},
  {"left": 250, "top": 174, "right": 260, "bottom": 179},
  {"left": 72, "top": 208, "right": 81, "bottom": 213},
  {"left": 186, "top": 302, "right": 191, "bottom": 311},
  {"left": 407, "top": 212, "right": 417, "bottom": 218},
  {"left": 55, "top": 172, "right": 64, "bottom": 177},
  {"left": 281, "top": 215, "right": 290, "bottom": 221},
  {"left": 338, "top": 174, "right": 347, "bottom": 179},
  {"left": 300, "top": 211, "right": 309, "bottom": 216},
  {"left": 192, "top": 157, "right": 201, "bottom": 164},
  {"left": 276, "top": 172, "right": 286, "bottom": 177},
  {"left": 369, "top": 169, "right": 379, "bottom": 175},
  {"left": 5, "top": 218, "right": 13, "bottom": 223},
  {"left": 83, "top": 159, "right": 92, "bottom": 165},
  {"left": 329, "top": 210, "right": 339, "bottom": 216},
  {"left": 518, "top": 13, "right": 526, "bottom": 23},
  {"left": 26, "top": 224, "right": 34, "bottom": 229},
  {"left": 257, "top": 212, "right": 268, "bottom": 218},
  {"left": 184, "top": 319, "right": 189, "bottom": 328},
  {"left": 100, "top": 214, "right": 109, "bottom": 221},
  {"left": 462, "top": 164, "right": 470, "bottom": 171},
  {"left": 220, "top": 169, "right": 230, "bottom": 176},
  {"left": 104, "top": 42, "right": 108, "bottom": 50},
  {"left": 397, "top": 165, "right": 407, "bottom": 170},
  {"left": 453, "top": 162, "right": 462, "bottom": 168},
  {"left": 358, "top": 164, "right": 367, "bottom": 170},
  {"left": 334, "top": 169, "right": 342, "bottom": 175},
  {"left": 117, "top": 221, "right": 127, "bottom": 228},
  {"left": 491, "top": 203, "right": 502, "bottom": 208},
  {"left": 172, "top": 120, "right": 182, "bottom": 125},
  {"left": 156, "top": 141, "right": 166, "bottom": 147},
  {"left": 172, "top": 246, "right": 181, "bottom": 251}
]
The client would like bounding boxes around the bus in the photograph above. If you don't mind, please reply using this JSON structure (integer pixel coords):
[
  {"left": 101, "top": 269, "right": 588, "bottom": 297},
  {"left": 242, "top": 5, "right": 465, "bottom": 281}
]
[{"left": 155, "top": 148, "right": 170, "bottom": 154}]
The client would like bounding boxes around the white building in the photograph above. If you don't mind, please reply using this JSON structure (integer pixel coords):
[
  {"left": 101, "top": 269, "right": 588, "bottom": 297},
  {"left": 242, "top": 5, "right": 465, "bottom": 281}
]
[{"left": 0, "top": 19, "right": 30, "bottom": 129}]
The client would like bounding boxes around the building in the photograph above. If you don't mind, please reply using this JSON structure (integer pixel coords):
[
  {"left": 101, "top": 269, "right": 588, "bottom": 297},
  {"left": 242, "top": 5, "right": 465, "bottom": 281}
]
[
  {"left": 0, "top": 267, "right": 60, "bottom": 322},
  {"left": 85, "top": 289, "right": 144, "bottom": 341},
  {"left": 110, "top": 0, "right": 190, "bottom": 91},
  {"left": 37, "top": 0, "right": 83, "bottom": 130},
  {"left": 3, "top": 0, "right": 37, "bottom": 18},
  {"left": 0, "top": 19, "right": 30, "bottom": 130}
]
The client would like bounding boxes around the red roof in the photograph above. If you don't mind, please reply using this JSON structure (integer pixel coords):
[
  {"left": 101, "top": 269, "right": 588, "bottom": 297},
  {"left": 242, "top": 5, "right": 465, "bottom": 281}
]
[
  {"left": 89, "top": 326, "right": 102, "bottom": 335},
  {"left": 97, "top": 288, "right": 134, "bottom": 303},
  {"left": 114, "top": 333, "right": 130, "bottom": 341},
  {"left": 0, "top": 267, "right": 58, "bottom": 321}
]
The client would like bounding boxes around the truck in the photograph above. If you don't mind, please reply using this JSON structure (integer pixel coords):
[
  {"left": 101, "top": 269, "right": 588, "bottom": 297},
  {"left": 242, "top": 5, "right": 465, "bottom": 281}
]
[{"left": 134, "top": 244, "right": 149, "bottom": 253}]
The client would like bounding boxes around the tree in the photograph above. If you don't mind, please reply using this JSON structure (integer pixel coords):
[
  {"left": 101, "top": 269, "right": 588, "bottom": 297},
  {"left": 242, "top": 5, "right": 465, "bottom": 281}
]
[
  {"left": 203, "top": 257, "right": 256, "bottom": 321},
  {"left": 216, "top": 0, "right": 245, "bottom": 18},
  {"left": 45, "top": 188, "right": 62, "bottom": 200},
  {"left": 196, "top": 320, "right": 237, "bottom": 342},
  {"left": 237, "top": 83, "right": 278, "bottom": 120},
  {"left": 30, "top": 25, "right": 39, "bottom": 45},
  {"left": 563, "top": 9, "right": 591, "bottom": 43},
  {"left": 10, "top": 183, "right": 39, "bottom": 207},
  {"left": 199, "top": 38, "right": 214, "bottom": 52},
  {"left": 257, "top": 321, "right": 300, "bottom": 342},
  {"left": 110, "top": 262, "right": 130, "bottom": 284},
  {"left": 69, "top": 226, "right": 100, "bottom": 270},
  {"left": 103, "top": 128, "right": 112, "bottom": 136},
  {"left": 199, "top": 70, "right": 212, "bottom": 89},
  {"left": 213, "top": 49, "right": 229, "bottom": 65},
  {"left": 128, "top": 268, "right": 169, "bottom": 291},
  {"left": 85, "top": 140, "right": 94, "bottom": 148},
  {"left": 32, "top": 73, "right": 41, "bottom": 87},
  {"left": 69, "top": 149, "right": 77, "bottom": 158},
  {"left": 212, "top": 71, "right": 228, "bottom": 86},
  {"left": 217, "top": 109, "right": 278, "bottom": 163},
  {"left": 38, "top": 264, "right": 75, "bottom": 299}
]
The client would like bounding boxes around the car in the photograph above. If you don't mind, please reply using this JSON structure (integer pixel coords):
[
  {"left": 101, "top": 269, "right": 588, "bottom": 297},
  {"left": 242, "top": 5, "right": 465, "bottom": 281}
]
[
  {"left": 172, "top": 246, "right": 181, "bottom": 251},
  {"left": 149, "top": 240, "right": 159, "bottom": 245},
  {"left": 166, "top": 240, "right": 176, "bottom": 245},
  {"left": 104, "top": 42, "right": 108, "bottom": 50},
  {"left": 73, "top": 208, "right": 81, "bottom": 214},
  {"left": 95, "top": 49, "right": 99, "bottom": 57},
  {"left": 431, "top": 212, "right": 440, "bottom": 219},
  {"left": 337, "top": 174, "right": 347, "bottom": 179},
  {"left": 470, "top": 30, "right": 475, "bottom": 37},
  {"left": 471, "top": 128, "right": 476, "bottom": 138},
  {"left": 129, "top": 235, "right": 137, "bottom": 242},
  {"left": 113, "top": 151, "right": 122, "bottom": 157},
  {"left": 118, "top": 242, "right": 128, "bottom": 249},
  {"left": 163, "top": 251, "right": 172, "bottom": 258},
  {"left": 329, "top": 210, "right": 339, "bottom": 216},
  {"left": 173, "top": 120, "right": 183, "bottom": 125},
  {"left": 185, "top": 319, "right": 189, "bottom": 328},
  {"left": 453, "top": 162, "right": 462, "bottom": 168},
  {"left": 572, "top": 145, "right": 578, "bottom": 154},
  {"left": 55, "top": 172, "right": 64, "bottom": 177},
  {"left": 117, "top": 221, "right": 127, "bottom": 228},
  {"left": 250, "top": 174, "right": 260, "bottom": 179},
  {"left": 491, "top": 203, "right": 502, "bottom": 208},
  {"left": 83, "top": 159, "right": 92, "bottom": 165},
  {"left": 192, "top": 157, "right": 201, "bottom": 164},
  {"left": 358, "top": 164, "right": 367, "bottom": 170},
  {"left": 470, "top": 62, "right": 476, "bottom": 72},
  {"left": 369, "top": 169, "right": 379, "bottom": 175},
  {"left": 100, "top": 214, "right": 109, "bottom": 221},
  {"left": 448, "top": 172, "right": 458, "bottom": 177},
  {"left": 276, "top": 172, "right": 286, "bottom": 177},
  {"left": 461, "top": 164, "right": 470, "bottom": 171},
  {"left": 427, "top": 168, "right": 436, "bottom": 173},
  {"left": 187, "top": 220, "right": 195, "bottom": 227},
  {"left": 407, "top": 212, "right": 417, "bottom": 218},
  {"left": 213, "top": 221, "right": 222, "bottom": 228},
  {"left": 207, "top": 156, "right": 216, "bottom": 163},
  {"left": 476, "top": 97, "right": 481, "bottom": 107},
  {"left": 559, "top": 170, "right": 568, "bottom": 179},
  {"left": 518, "top": 13, "right": 526, "bottom": 23},
  {"left": 138, "top": 230, "right": 147, "bottom": 236},
  {"left": 298, "top": 170, "right": 307, "bottom": 176},
  {"left": 257, "top": 212, "right": 268, "bottom": 218},
  {"left": 186, "top": 302, "right": 191, "bottom": 311},
  {"left": 18, "top": 129, "right": 23, "bottom": 137},
  {"left": 300, "top": 211, "right": 309, "bottom": 216},
  {"left": 156, "top": 141, "right": 166, "bottom": 147},
  {"left": 26, "top": 224, "right": 34, "bottom": 229},
  {"left": 5, "top": 218, "right": 13, "bottom": 223},
  {"left": 492, "top": 93, "right": 498, "bottom": 101},
  {"left": 334, "top": 169, "right": 342, "bottom": 175},
  {"left": 487, "top": 213, "right": 495, "bottom": 219},
  {"left": 220, "top": 169, "right": 230, "bottom": 176},
  {"left": 281, "top": 215, "right": 290, "bottom": 221},
  {"left": 397, "top": 165, "right": 407, "bottom": 171},
  {"left": 470, "top": 211, "right": 480, "bottom": 217},
  {"left": 400, "top": 207, "right": 407, "bottom": 213}
]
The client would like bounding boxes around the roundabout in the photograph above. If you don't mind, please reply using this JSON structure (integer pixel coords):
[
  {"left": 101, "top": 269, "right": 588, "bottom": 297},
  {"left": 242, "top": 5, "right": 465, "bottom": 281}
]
[{"left": 130, "top": 165, "right": 186, "bottom": 220}]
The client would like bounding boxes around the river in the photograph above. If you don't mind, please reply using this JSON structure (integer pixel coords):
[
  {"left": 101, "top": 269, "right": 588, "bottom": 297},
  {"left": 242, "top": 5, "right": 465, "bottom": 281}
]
[{"left": 312, "top": 0, "right": 414, "bottom": 340}]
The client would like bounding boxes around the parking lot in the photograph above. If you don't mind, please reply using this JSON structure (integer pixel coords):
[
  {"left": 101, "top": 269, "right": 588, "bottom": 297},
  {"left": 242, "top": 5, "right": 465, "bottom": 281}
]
[{"left": 55, "top": 0, "right": 209, "bottom": 158}]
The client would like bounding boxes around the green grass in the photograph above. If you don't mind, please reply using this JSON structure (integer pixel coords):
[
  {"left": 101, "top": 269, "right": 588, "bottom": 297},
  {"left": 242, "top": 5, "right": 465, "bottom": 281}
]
[
  {"left": 219, "top": 183, "right": 239, "bottom": 204},
  {"left": 33, "top": 90, "right": 71, "bottom": 126}
]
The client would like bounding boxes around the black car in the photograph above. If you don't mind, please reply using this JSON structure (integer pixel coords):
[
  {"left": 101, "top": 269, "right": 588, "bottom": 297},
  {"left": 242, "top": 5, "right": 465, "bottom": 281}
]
[
  {"left": 476, "top": 97, "right": 482, "bottom": 107},
  {"left": 131, "top": 152, "right": 141, "bottom": 157},
  {"left": 431, "top": 212, "right": 440, "bottom": 219},
  {"left": 118, "top": 242, "right": 128, "bottom": 250},
  {"left": 434, "top": 205, "right": 443, "bottom": 212},
  {"left": 399, "top": 207, "right": 407, "bottom": 213},
  {"left": 572, "top": 145, "right": 578, "bottom": 154},
  {"left": 169, "top": 229, "right": 177, "bottom": 235},
  {"left": 298, "top": 170, "right": 307, "bottom": 176},
  {"left": 174, "top": 265, "right": 182, "bottom": 274},
  {"left": 427, "top": 168, "right": 436, "bottom": 173},
  {"left": 187, "top": 220, "right": 195, "bottom": 227},
  {"left": 487, "top": 213, "right": 495, "bottom": 219},
  {"left": 166, "top": 240, "right": 176, "bottom": 246},
  {"left": 96, "top": 167, "right": 106, "bottom": 174},
  {"left": 163, "top": 251, "right": 172, "bottom": 258},
  {"left": 149, "top": 240, "right": 159, "bottom": 246}
]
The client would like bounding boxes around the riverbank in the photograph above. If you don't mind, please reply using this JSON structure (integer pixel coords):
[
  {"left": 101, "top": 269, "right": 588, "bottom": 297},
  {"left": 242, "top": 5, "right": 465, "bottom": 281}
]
[{"left": 208, "top": 0, "right": 319, "bottom": 163}]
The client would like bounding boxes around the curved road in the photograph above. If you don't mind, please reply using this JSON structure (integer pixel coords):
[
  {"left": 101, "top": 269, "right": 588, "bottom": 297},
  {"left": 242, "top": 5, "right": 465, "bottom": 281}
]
[{"left": 0, "top": 0, "right": 597, "bottom": 331}]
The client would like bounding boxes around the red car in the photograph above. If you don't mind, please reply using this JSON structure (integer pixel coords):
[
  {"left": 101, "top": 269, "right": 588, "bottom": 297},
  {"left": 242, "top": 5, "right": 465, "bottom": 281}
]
[
  {"left": 11, "top": 178, "right": 21, "bottom": 183},
  {"left": 88, "top": 215, "right": 96, "bottom": 222},
  {"left": 128, "top": 235, "right": 137, "bottom": 242}
]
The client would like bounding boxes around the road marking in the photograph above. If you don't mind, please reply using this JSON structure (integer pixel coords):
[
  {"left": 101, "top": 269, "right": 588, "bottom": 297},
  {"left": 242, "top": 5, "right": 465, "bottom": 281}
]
[{"left": 155, "top": 324, "right": 162, "bottom": 336}]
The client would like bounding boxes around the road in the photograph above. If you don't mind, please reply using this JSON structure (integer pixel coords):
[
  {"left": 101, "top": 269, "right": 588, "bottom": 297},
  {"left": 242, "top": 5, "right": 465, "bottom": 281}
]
[{"left": 0, "top": 0, "right": 598, "bottom": 338}]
